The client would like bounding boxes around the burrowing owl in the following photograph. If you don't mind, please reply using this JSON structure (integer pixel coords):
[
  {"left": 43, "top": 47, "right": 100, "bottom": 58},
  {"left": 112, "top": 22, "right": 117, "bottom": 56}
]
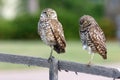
[
  {"left": 79, "top": 15, "right": 107, "bottom": 65},
  {"left": 38, "top": 8, "right": 66, "bottom": 59}
]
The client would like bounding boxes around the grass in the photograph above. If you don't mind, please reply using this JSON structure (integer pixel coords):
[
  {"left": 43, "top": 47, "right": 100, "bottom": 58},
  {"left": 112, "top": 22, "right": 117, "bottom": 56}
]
[{"left": 0, "top": 40, "right": 119, "bottom": 70}]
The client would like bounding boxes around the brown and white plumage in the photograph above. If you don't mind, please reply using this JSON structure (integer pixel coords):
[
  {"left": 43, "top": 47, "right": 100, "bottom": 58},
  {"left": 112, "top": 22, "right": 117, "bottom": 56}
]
[
  {"left": 79, "top": 15, "right": 107, "bottom": 65},
  {"left": 38, "top": 8, "right": 66, "bottom": 59}
]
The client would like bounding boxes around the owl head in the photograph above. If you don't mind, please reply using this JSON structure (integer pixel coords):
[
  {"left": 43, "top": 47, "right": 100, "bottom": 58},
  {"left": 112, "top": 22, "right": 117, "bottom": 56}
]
[
  {"left": 79, "top": 15, "right": 96, "bottom": 28},
  {"left": 40, "top": 8, "right": 57, "bottom": 20}
]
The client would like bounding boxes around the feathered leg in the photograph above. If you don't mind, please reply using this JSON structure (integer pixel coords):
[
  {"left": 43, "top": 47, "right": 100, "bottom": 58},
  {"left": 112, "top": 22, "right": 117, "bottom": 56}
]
[
  {"left": 48, "top": 46, "right": 54, "bottom": 62},
  {"left": 87, "top": 53, "right": 94, "bottom": 66}
]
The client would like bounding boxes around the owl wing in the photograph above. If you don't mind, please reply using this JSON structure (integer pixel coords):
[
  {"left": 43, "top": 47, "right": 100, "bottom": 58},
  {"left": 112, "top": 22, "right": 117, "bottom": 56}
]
[
  {"left": 50, "top": 19, "right": 66, "bottom": 53},
  {"left": 38, "top": 19, "right": 57, "bottom": 46},
  {"left": 88, "top": 24, "right": 107, "bottom": 59},
  {"left": 79, "top": 29, "right": 88, "bottom": 50}
]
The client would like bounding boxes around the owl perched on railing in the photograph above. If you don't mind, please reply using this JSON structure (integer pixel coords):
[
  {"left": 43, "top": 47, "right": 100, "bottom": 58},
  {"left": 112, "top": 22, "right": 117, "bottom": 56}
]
[
  {"left": 38, "top": 8, "right": 66, "bottom": 60},
  {"left": 79, "top": 15, "right": 107, "bottom": 65}
]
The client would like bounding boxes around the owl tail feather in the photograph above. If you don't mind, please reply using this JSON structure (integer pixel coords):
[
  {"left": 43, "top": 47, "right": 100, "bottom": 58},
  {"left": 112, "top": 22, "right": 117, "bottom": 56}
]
[
  {"left": 54, "top": 44, "right": 65, "bottom": 54},
  {"left": 101, "top": 51, "right": 107, "bottom": 59},
  {"left": 102, "top": 54, "right": 107, "bottom": 59},
  {"left": 49, "top": 26, "right": 66, "bottom": 54}
]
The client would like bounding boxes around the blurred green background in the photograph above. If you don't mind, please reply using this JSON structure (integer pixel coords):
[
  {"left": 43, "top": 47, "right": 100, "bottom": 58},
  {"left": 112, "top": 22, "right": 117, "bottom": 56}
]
[{"left": 0, "top": 0, "right": 120, "bottom": 70}]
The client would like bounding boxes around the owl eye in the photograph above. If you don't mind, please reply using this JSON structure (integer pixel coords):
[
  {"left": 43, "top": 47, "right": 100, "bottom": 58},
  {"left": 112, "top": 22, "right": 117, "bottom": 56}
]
[
  {"left": 43, "top": 11, "right": 47, "bottom": 14},
  {"left": 51, "top": 11, "right": 55, "bottom": 14},
  {"left": 84, "top": 20, "right": 88, "bottom": 24},
  {"left": 80, "top": 20, "right": 84, "bottom": 25}
]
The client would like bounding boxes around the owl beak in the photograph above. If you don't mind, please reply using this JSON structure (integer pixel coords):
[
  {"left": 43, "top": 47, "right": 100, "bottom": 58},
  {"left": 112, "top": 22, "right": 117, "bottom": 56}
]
[{"left": 84, "top": 21, "right": 87, "bottom": 24}]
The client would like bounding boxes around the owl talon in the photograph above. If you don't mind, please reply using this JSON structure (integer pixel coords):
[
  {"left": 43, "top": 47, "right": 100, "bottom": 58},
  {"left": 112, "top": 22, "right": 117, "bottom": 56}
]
[
  {"left": 48, "top": 58, "right": 52, "bottom": 63},
  {"left": 48, "top": 56, "right": 54, "bottom": 63},
  {"left": 87, "top": 61, "right": 92, "bottom": 67},
  {"left": 87, "top": 64, "right": 91, "bottom": 67}
]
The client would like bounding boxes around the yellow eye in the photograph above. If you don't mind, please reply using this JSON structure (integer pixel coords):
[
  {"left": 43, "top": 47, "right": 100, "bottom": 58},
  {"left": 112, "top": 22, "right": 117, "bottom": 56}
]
[
  {"left": 43, "top": 11, "right": 47, "bottom": 14},
  {"left": 51, "top": 11, "right": 55, "bottom": 14},
  {"left": 84, "top": 20, "right": 87, "bottom": 24}
]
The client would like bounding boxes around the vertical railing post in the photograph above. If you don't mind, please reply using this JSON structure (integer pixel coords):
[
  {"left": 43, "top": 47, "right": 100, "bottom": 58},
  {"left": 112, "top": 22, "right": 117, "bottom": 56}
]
[{"left": 49, "top": 57, "right": 58, "bottom": 80}]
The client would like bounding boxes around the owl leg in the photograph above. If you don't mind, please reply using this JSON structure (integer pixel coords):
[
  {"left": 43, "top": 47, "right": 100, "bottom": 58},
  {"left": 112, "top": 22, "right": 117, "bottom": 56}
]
[
  {"left": 87, "top": 53, "right": 94, "bottom": 66},
  {"left": 48, "top": 46, "right": 54, "bottom": 62},
  {"left": 50, "top": 46, "right": 53, "bottom": 58}
]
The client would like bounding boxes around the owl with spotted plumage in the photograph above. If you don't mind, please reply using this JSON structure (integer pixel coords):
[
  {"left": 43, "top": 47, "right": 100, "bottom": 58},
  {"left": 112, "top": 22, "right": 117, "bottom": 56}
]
[
  {"left": 38, "top": 8, "right": 66, "bottom": 59},
  {"left": 79, "top": 15, "right": 107, "bottom": 65}
]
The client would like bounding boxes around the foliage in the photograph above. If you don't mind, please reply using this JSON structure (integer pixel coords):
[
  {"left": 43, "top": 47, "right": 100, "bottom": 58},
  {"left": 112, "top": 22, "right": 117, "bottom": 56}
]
[
  {"left": 12, "top": 15, "right": 39, "bottom": 39},
  {"left": 0, "top": 19, "right": 16, "bottom": 39},
  {"left": 0, "top": 15, "right": 39, "bottom": 40},
  {"left": 98, "top": 18, "right": 116, "bottom": 39}
]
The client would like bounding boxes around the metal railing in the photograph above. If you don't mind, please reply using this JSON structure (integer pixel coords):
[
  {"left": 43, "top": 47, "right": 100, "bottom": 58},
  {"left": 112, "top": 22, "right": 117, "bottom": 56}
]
[{"left": 0, "top": 53, "right": 120, "bottom": 80}]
